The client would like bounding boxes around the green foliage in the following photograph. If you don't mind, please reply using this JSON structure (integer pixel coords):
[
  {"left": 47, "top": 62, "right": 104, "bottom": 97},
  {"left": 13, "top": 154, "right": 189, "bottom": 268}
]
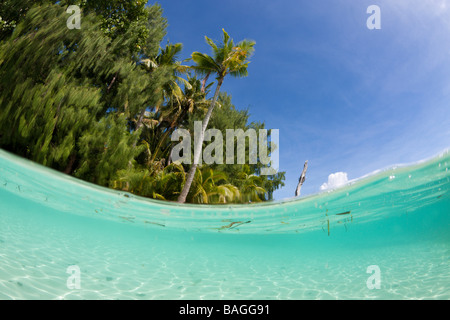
[
  {"left": 114, "top": 162, "right": 186, "bottom": 201},
  {"left": 0, "top": 2, "right": 285, "bottom": 204},
  {"left": 75, "top": 114, "right": 142, "bottom": 186},
  {"left": 0, "top": 2, "right": 168, "bottom": 174},
  {"left": 177, "top": 29, "right": 256, "bottom": 203},
  {"left": 61, "top": 0, "right": 166, "bottom": 57},
  {"left": 185, "top": 92, "right": 286, "bottom": 202},
  {"left": 0, "top": 0, "right": 49, "bottom": 40},
  {"left": 0, "top": 5, "right": 104, "bottom": 169},
  {"left": 191, "top": 29, "right": 255, "bottom": 80},
  {"left": 187, "top": 167, "right": 241, "bottom": 204}
]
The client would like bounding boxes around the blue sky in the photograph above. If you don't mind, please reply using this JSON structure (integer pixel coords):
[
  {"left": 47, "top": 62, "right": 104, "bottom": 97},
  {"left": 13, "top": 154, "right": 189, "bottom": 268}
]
[{"left": 153, "top": 0, "right": 450, "bottom": 200}]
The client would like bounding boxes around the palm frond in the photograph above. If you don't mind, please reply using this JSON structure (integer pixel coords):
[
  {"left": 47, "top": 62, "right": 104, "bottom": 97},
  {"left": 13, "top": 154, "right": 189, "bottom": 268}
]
[
  {"left": 140, "top": 58, "right": 158, "bottom": 70},
  {"left": 175, "top": 76, "right": 192, "bottom": 90},
  {"left": 191, "top": 52, "right": 220, "bottom": 75},
  {"left": 205, "top": 35, "right": 219, "bottom": 54},
  {"left": 229, "top": 64, "right": 249, "bottom": 78}
]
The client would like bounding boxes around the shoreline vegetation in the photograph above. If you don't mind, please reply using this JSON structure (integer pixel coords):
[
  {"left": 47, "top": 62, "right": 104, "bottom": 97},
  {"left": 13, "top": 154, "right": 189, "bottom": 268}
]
[{"left": 0, "top": 1, "right": 285, "bottom": 204}]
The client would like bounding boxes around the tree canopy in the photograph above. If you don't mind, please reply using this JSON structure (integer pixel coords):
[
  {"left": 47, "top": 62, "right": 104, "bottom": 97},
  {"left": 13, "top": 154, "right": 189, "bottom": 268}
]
[{"left": 0, "top": 2, "right": 285, "bottom": 204}]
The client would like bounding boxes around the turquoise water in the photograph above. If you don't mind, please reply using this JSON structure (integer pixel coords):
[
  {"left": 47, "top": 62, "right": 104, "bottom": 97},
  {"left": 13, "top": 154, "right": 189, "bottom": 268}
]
[{"left": 0, "top": 149, "right": 449, "bottom": 300}]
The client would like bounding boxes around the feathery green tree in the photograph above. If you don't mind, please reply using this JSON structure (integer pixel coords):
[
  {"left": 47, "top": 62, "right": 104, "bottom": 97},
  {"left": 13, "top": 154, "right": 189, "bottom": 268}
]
[
  {"left": 0, "top": 2, "right": 169, "bottom": 184},
  {"left": 0, "top": 2, "right": 285, "bottom": 204}
]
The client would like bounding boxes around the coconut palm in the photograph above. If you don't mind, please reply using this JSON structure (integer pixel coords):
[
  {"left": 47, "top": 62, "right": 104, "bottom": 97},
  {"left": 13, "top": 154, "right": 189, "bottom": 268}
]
[
  {"left": 150, "top": 75, "right": 211, "bottom": 164},
  {"left": 177, "top": 29, "right": 255, "bottom": 203},
  {"left": 188, "top": 167, "right": 240, "bottom": 204},
  {"left": 113, "top": 161, "right": 186, "bottom": 201},
  {"left": 236, "top": 167, "right": 266, "bottom": 203},
  {"left": 137, "top": 43, "right": 191, "bottom": 130}
]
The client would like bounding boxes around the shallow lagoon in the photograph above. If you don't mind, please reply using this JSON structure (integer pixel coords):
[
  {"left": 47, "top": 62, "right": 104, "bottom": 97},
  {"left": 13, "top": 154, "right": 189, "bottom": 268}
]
[{"left": 0, "top": 149, "right": 449, "bottom": 299}]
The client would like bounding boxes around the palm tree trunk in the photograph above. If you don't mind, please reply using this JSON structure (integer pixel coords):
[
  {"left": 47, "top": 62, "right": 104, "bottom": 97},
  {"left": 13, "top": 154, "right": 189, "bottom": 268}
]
[
  {"left": 177, "top": 78, "right": 223, "bottom": 203},
  {"left": 130, "top": 108, "right": 147, "bottom": 152},
  {"left": 135, "top": 109, "right": 146, "bottom": 131},
  {"left": 107, "top": 71, "right": 119, "bottom": 92},
  {"left": 201, "top": 72, "right": 211, "bottom": 93},
  {"left": 64, "top": 153, "right": 77, "bottom": 175},
  {"left": 150, "top": 110, "right": 184, "bottom": 163},
  {"left": 127, "top": 108, "right": 147, "bottom": 170}
]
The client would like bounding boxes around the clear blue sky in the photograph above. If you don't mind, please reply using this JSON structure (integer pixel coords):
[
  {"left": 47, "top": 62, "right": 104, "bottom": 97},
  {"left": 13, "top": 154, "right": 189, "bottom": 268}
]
[{"left": 152, "top": 0, "right": 450, "bottom": 200}]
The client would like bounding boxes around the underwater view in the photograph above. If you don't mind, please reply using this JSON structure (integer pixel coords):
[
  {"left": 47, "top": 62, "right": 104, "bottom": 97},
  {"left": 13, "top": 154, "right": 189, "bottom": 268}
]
[
  {"left": 0, "top": 149, "right": 448, "bottom": 299},
  {"left": 1, "top": 1, "right": 450, "bottom": 302}
]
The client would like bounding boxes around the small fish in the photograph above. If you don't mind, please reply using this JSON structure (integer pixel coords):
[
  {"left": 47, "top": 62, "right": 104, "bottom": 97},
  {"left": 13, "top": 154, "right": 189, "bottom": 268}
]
[
  {"left": 144, "top": 221, "right": 165, "bottom": 227},
  {"left": 119, "top": 216, "right": 135, "bottom": 223},
  {"left": 220, "top": 221, "right": 251, "bottom": 230}
]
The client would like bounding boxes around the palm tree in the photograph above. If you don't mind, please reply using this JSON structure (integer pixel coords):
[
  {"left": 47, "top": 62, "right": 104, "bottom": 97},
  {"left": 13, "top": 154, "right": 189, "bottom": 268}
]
[
  {"left": 137, "top": 43, "right": 191, "bottom": 130},
  {"left": 177, "top": 29, "right": 255, "bottom": 203},
  {"left": 150, "top": 75, "right": 210, "bottom": 164},
  {"left": 113, "top": 161, "right": 185, "bottom": 201},
  {"left": 188, "top": 167, "right": 240, "bottom": 204},
  {"left": 236, "top": 167, "right": 266, "bottom": 203}
]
